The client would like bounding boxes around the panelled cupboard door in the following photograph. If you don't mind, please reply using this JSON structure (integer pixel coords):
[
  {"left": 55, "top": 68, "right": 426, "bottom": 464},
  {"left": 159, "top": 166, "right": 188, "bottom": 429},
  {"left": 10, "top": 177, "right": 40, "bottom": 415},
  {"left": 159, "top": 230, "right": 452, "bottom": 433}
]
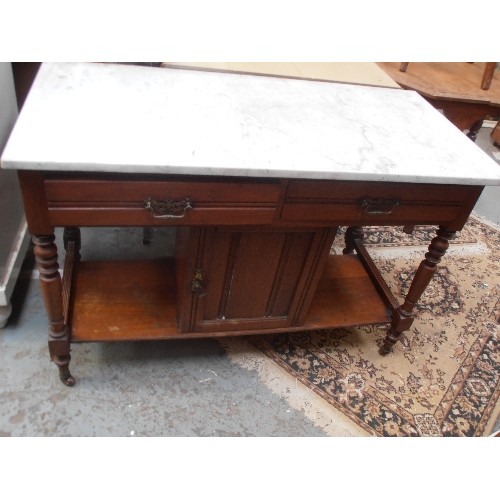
[{"left": 176, "top": 226, "right": 336, "bottom": 333}]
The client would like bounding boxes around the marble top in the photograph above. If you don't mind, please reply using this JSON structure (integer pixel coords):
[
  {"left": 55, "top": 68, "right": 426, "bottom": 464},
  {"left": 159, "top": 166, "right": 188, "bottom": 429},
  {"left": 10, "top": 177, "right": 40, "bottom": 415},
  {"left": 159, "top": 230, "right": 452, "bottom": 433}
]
[{"left": 2, "top": 62, "right": 500, "bottom": 186}]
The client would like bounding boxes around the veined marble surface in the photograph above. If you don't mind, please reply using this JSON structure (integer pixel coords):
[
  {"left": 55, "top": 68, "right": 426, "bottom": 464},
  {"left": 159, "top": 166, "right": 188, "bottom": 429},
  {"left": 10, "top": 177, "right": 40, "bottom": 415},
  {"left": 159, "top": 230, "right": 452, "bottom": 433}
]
[{"left": 2, "top": 62, "right": 500, "bottom": 186}]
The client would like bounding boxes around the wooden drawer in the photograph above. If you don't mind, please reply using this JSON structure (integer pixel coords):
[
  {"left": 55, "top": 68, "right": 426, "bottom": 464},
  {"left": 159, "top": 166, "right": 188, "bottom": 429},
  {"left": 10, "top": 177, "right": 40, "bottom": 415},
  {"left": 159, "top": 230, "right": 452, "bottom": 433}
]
[
  {"left": 44, "top": 175, "right": 282, "bottom": 226},
  {"left": 281, "top": 180, "right": 481, "bottom": 227}
]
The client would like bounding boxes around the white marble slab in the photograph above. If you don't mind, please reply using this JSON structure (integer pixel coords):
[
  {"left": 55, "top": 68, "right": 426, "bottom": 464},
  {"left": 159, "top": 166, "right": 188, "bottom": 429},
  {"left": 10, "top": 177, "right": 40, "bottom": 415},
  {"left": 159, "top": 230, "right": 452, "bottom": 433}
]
[{"left": 2, "top": 62, "right": 500, "bottom": 186}]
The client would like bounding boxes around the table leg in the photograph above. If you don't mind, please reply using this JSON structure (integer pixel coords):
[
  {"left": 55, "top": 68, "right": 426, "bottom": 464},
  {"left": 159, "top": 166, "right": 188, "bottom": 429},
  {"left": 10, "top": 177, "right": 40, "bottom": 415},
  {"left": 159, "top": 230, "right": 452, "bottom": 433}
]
[
  {"left": 343, "top": 225, "right": 364, "bottom": 254},
  {"left": 380, "top": 226, "right": 456, "bottom": 355},
  {"left": 466, "top": 119, "right": 483, "bottom": 142},
  {"left": 33, "top": 234, "right": 75, "bottom": 386}
]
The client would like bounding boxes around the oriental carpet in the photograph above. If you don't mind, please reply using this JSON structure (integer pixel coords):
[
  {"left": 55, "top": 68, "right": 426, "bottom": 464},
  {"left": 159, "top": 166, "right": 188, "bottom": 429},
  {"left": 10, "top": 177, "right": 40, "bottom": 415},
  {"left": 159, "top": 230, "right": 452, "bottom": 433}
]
[{"left": 222, "top": 214, "right": 500, "bottom": 436}]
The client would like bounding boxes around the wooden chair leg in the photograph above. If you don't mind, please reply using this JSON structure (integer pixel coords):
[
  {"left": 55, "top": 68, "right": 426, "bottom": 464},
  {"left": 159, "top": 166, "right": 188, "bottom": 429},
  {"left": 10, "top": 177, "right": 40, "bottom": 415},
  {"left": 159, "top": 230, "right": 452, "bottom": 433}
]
[
  {"left": 481, "top": 62, "right": 496, "bottom": 90},
  {"left": 466, "top": 119, "right": 483, "bottom": 142},
  {"left": 343, "top": 226, "right": 364, "bottom": 255}
]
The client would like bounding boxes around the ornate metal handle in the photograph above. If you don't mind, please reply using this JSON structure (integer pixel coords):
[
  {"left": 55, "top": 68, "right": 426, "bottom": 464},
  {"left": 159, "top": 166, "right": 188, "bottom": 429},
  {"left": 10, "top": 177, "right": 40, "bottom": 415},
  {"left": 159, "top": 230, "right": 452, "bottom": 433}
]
[
  {"left": 191, "top": 268, "right": 206, "bottom": 297},
  {"left": 144, "top": 197, "right": 193, "bottom": 219},
  {"left": 361, "top": 198, "right": 399, "bottom": 215}
]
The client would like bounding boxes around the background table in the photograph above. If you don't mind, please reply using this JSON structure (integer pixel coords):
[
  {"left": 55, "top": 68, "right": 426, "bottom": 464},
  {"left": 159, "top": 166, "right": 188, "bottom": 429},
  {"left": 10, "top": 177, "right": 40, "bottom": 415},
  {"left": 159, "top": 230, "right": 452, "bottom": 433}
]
[{"left": 377, "top": 62, "right": 500, "bottom": 141}]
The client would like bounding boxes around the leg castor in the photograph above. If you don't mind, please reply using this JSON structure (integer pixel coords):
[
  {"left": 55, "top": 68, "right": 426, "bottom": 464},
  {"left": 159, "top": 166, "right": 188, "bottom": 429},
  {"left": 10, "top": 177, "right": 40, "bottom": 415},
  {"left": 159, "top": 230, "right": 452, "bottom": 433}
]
[{"left": 53, "top": 354, "right": 76, "bottom": 386}]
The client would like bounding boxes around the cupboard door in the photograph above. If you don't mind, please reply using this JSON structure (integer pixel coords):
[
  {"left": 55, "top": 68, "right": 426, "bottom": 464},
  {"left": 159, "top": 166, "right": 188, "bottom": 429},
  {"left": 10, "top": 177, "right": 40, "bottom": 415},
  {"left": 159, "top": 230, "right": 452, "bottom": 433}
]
[{"left": 176, "top": 226, "right": 336, "bottom": 333}]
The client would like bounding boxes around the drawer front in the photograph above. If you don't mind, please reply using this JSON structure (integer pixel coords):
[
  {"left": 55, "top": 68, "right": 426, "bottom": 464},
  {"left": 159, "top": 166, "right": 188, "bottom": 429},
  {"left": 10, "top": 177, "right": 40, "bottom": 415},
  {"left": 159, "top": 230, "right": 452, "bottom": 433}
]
[
  {"left": 44, "top": 176, "right": 282, "bottom": 226},
  {"left": 281, "top": 180, "right": 480, "bottom": 226}
]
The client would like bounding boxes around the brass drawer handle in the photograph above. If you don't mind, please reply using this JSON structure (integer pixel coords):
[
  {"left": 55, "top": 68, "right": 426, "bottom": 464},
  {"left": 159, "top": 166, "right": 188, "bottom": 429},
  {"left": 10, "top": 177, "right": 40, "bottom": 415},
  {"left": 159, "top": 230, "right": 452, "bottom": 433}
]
[
  {"left": 144, "top": 197, "right": 193, "bottom": 219},
  {"left": 361, "top": 198, "right": 400, "bottom": 215},
  {"left": 191, "top": 268, "right": 207, "bottom": 297}
]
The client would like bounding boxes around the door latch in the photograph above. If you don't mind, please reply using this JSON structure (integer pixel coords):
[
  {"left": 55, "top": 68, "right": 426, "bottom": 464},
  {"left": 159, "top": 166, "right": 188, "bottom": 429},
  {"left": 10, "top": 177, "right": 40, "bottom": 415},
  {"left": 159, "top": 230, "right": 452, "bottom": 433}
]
[{"left": 191, "top": 268, "right": 207, "bottom": 297}]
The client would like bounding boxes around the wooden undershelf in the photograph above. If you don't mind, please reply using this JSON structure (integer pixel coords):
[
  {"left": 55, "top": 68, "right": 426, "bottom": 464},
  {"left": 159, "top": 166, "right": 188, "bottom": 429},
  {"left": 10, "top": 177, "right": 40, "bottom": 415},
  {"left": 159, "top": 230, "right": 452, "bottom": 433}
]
[{"left": 69, "top": 255, "right": 391, "bottom": 343}]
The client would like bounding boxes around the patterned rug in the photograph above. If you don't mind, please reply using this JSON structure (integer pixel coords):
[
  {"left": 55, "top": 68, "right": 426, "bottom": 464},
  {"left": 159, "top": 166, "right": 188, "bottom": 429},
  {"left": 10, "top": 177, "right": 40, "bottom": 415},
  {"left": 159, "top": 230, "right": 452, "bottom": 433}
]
[{"left": 222, "top": 214, "right": 500, "bottom": 436}]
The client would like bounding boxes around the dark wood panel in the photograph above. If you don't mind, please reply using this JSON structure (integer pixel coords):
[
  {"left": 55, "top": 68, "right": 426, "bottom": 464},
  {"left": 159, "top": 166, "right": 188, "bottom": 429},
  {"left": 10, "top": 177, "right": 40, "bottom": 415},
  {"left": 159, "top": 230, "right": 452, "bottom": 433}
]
[
  {"left": 175, "top": 227, "right": 200, "bottom": 333},
  {"left": 178, "top": 227, "right": 337, "bottom": 334},
  {"left": 285, "top": 179, "right": 475, "bottom": 203},
  {"left": 192, "top": 229, "right": 294, "bottom": 332},
  {"left": 282, "top": 180, "right": 483, "bottom": 231},
  {"left": 48, "top": 207, "right": 278, "bottom": 227},
  {"left": 290, "top": 226, "right": 338, "bottom": 326},
  {"left": 223, "top": 232, "right": 286, "bottom": 318},
  {"left": 268, "top": 233, "right": 312, "bottom": 317},
  {"left": 44, "top": 175, "right": 282, "bottom": 226},
  {"left": 198, "top": 230, "right": 235, "bottom": 322},
  {"left": 17, "top": 171, "right": 53, "bottom": 233},
  {"left": 45, "top": 178, "right": 282, "bottom": 203},
  {"left": 281, "top": 201, "right": 464, "bottom": 225}
]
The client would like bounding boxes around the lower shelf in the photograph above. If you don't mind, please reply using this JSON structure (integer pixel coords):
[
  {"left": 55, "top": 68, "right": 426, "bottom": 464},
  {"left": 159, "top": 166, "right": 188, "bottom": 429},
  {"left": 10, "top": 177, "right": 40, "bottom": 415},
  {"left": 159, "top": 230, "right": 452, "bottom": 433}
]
[{"left": 69, "top": 255, "right": 392, "bottom": 343}]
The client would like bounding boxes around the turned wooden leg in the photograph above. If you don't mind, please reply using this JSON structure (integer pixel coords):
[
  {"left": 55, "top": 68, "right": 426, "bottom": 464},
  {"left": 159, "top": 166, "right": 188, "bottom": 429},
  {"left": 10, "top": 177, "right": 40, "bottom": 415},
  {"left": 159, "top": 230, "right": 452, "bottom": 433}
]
[
  {"left": 481, "top": 62, "right": 496, "bottom": 90},
  {"left": 380, "top": 226, "right": 456, "bottom": 355},
  {"left": 33, "top": 234, "right": 75, "bottom": 386},
  {"left": 466, "top": 119, "right": 483, "bottom": 142},
  {"left": 343, "top": 226, "right": 364, "bottom": 255},
  {"left": 399, "top": 62, "right": 409, "bottom": 72}
]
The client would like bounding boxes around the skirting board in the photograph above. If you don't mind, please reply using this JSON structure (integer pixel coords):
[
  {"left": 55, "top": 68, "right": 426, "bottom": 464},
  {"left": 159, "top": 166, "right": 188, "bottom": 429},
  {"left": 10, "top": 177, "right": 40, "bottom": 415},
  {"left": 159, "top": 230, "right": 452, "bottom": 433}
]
[{"left": 0, "top": 218, "right": 29, "bottom": 326}]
